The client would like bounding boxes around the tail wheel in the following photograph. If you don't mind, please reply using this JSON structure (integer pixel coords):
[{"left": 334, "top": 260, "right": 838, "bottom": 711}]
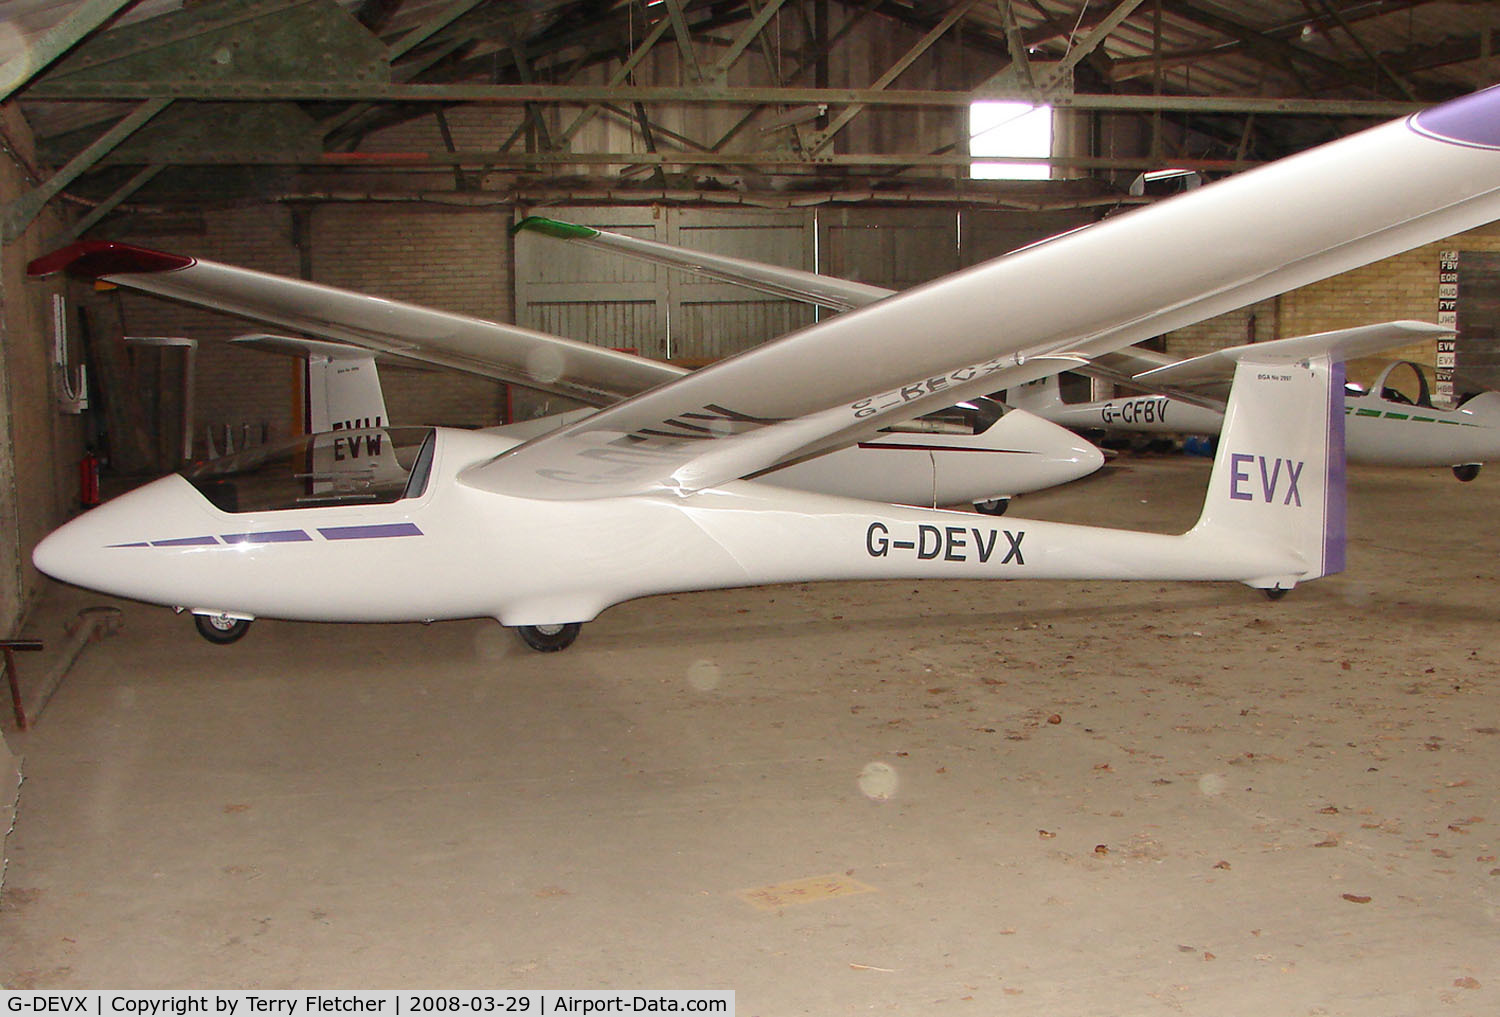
[
  {"left": 973, "top": 498, "right": 1010, "bottom": 516},
  {"left": 516, "top": 622, "right": 582, "bottom": 652},
  {"left": 194, "top": 613, "right": 252, "bottom": 644},
  {"left": 1453, "top": 464, "right": 1481, "bottom": 482}
]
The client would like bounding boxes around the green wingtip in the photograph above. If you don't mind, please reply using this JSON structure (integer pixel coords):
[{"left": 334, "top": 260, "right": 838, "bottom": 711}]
[{"left": 510, "top": 216, "right": 600, "bottom": 240}]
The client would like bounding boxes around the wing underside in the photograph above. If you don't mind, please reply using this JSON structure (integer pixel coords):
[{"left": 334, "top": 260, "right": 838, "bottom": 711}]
[{"left": 29, "top": 245, "right": 685, "bottom": 407}]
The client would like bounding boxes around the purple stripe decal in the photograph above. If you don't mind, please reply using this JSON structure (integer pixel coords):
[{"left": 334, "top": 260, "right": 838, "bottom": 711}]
[
  {"left": 150, "top": 535, "right": 219, "bottom": 547},
  {"left": 1409, "top": 85, "right": 1500, "bottom": 151},
  {"left": 108, "top": 542, "right": 151, "bottom": 548},
  {"left": 318, "top": 522, "right": 424, "bottom": 540},
  {"left": 1323, "top": 360, "right": 1347, "bottom": 576},
  {"left": 221, "top": 530, "right": 312, "bottom": 544}
]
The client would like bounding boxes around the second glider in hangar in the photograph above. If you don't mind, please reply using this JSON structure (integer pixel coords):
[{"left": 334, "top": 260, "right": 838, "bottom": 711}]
[
  {"left": 26, "top": 85, "right": 1500, "bottom": 651},
  {"left": 1004, "top": 357, "right": 1500, "bottom": 481}
]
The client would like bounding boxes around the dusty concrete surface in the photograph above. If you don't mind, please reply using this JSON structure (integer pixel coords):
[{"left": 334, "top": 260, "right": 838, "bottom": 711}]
[{"left": 1, "top": 456, "right": 1496, "bottom": 1014}]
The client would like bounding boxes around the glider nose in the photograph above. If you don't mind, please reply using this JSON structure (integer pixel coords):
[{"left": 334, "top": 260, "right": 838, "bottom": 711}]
[
  {"left": 31, "top": 522, "right": 85, "bottom": 585},
  {"left": 995, "top": 408, "right": 1106, "bottom": 489},
  {"left": 31, "top": 474, "right": 211, "bottom": 598},
  {"left": 31, "top": 494, "right": 136, "bottom": 592}
]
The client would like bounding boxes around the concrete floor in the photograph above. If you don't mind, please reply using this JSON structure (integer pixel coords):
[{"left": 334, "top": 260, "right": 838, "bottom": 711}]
[{"left": 1, "top": 455, "right": 1497, "bottom": 1014}]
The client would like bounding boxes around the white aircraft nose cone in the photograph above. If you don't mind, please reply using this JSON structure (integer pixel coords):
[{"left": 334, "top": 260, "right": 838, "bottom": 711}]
[
  {"left": 31, "top": 513, "right": 106, "bottom": 588},
  {"left": 32, "top": 525, "right": 72, "bottom": 580},
  {"left": 30, "top": 473, "right": 212, "bottom": 598}
]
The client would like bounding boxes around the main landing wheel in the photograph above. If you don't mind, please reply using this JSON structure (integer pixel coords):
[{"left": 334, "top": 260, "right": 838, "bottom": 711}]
[
  {"left": 1453, "top": 464, "right": 1482, "bottom": 482},
  {"left": 973, "top": 498, "right": 1010, "bottom": 516},
  {"left": 194, "top": 613, "right": 252, "bottom": 644},
  {"left": 1262, "top": 587, "right": 1289, "bottom": 602},
  {"left": 516, "top": 622, "right": 582, "bottom": 652}
]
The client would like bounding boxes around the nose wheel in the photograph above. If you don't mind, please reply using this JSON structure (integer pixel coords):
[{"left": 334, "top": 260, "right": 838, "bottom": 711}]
[
  {"left": 516, "top": 622, "right": 582, "bottom": 652},
  {"left": 194, "top": 612, "right": 252, "bottom": 644}
]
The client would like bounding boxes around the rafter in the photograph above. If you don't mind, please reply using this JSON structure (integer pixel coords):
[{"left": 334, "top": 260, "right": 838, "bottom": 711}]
[
  {"left": 24, "top": 80, "right": 1422, "bottom": 115},
  {"left": 661, "top": 0, "right": 707, "bottom": 84},
  {"left": 1037, "top": 0, "right": 1150, "bottom": 94},
  {"left": 554, "top": 15, "right": 674, "bottom": 146},
  {"left": 1110, "top": 0, "right": 1428, "bottom": 82},
  {"left": 706, "top": 0, "right": 792, "bottom": 84},
  {"left": 1311, "top": 0, "right": 1417, "bottom": 100},
  {"left": 3, "top": 98, "right": 171, "bottom": 240},
  {"left": 0, "top": 0, "right": 138, "bottom": 101},
  {"left": 803, "top": 0, "right": 983, "bottom": 155}
]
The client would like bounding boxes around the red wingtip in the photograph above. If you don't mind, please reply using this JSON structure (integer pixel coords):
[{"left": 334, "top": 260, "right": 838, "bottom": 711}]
[{"left": 27, "top": 241, "right": 195, "bottom": 280}]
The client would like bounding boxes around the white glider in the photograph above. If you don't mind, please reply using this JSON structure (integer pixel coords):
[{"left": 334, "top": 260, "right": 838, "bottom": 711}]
[{"left": 27, "top": 84, "right": 1500, "bottom": 650}]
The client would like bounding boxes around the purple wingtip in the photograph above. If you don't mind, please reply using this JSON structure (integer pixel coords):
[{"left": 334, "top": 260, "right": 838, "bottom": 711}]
[{"left": 1409, "top": 84, "right": 1500, "bottom": 151}]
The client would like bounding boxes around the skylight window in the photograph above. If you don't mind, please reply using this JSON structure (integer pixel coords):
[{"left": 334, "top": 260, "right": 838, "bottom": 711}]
[{"left": 969, "top": 101, "right": 1053, "bottom": 180}]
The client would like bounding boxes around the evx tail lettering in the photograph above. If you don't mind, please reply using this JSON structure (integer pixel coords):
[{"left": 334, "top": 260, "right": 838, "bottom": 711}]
[{"left": 1229, "top": 453, "right": 1304, "bottom": 506}]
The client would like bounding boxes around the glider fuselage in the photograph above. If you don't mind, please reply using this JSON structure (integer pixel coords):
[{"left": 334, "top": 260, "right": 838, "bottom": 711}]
[{"left": 31, "top": 424, "right": 1306, "bottom": 630}]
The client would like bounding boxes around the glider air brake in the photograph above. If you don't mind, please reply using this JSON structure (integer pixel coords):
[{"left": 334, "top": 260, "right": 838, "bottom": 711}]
[{"left": 27, "top": 84, "right": 1500, "bottom": 651}]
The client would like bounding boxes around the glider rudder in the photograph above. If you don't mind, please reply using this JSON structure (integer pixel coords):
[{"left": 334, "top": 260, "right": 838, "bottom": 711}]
[{"left": 1190, "top": 354, "right": 1346, "bottom": 590}]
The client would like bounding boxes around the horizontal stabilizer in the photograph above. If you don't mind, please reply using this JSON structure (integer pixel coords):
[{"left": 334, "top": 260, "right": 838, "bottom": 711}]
[
  {"left": 230, "top": 333, "right": 388, "bottom": 361},
  {"left": 1137, "top": 321, "right": 1452, "bottom": 388}
]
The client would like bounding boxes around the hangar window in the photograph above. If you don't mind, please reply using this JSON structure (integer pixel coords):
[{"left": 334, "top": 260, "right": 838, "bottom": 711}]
[
  {"left": 970, "top": 101, "right": 1053, "bottom": 180},
  {"left": 185, "top": 427, "right": 436, "bottom": 513}
]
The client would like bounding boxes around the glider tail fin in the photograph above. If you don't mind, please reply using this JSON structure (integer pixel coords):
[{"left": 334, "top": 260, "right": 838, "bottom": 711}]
[
  {"left": 1190, "top": 354, "right": 1346, "bottom": 591},
  {"left": 230, "top": 334, "right": 390, "bottom": 434}
]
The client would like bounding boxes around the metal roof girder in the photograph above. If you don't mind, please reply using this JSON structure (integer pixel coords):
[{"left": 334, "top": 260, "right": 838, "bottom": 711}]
[
  {"left": 58, "top": 164, "right": 168, "bottom": 242},
  {"left": 0, "top": 0, "right": 138, "bottom": 102},
  {"left": 41, "top": 0, "right": 391, "bottom": 87},
  {"left": 803, "top": 0, "right": 984, "bottom": 157},
  {"left": 705, "top": 0, "right": 791, "bottom": 86},
  {"left": 554, "top": 15, "right": 675, "bottom": 147},
  {"left": 3, "top": 98, "right": 172, "bottom": 242}
]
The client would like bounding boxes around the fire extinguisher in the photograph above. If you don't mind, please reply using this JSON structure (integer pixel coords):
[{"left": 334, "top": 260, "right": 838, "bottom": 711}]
[{"left": 79, "top": 448, "right": 100, "bottom": 509}]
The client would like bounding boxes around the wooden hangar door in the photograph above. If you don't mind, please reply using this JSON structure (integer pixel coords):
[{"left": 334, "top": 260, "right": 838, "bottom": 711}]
[
  {"left": 512, "top": 206, "right": 817, "bottom": 371},
  {"left": 816, "top": 208, "right": 959, "bottom": 293}
]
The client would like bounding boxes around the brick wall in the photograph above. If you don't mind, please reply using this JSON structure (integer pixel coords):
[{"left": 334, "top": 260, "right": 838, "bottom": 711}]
[
  {"left": 115, "top": 206, "right": 302, "bottom": 453},
  {"left": 1, "top": 105, "right": 82, "bottom": 634},
  {"left": 109, "top": 201, "right": 514, "bottom": 445},
  {"left": 1165, "top": 223, "right": 1500, "bottom": 388},
  {"left": 308, "top": 205, "right": 509, "bottom": 428},
  {"left": 1164, "top": 299, "right": 1280, "bottom": 360}
]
